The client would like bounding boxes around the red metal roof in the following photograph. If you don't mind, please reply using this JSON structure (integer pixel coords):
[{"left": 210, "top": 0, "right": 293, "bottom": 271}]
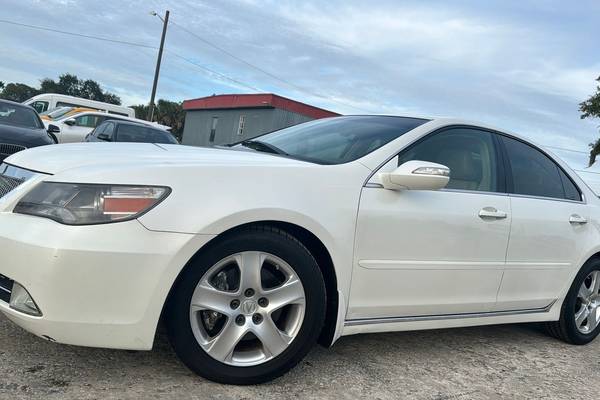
[{"left": 182, "top": 93, "right": 340, "bottom": 119}]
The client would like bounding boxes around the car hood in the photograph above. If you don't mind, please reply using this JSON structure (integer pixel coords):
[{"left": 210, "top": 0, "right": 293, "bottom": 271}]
[
  {"left": 0, "top": 124, "right": 52, "bottom": 148},
  {"left": 5, "top": 142, "right": 311, "bottom": 174}
]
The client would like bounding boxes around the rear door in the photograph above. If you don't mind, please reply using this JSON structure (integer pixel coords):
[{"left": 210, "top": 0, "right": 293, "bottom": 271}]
[{"left": 494, "top": 135, "right": 591, "bottom": 311}]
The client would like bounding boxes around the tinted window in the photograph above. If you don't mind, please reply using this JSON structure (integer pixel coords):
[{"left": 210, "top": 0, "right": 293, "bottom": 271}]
[
  {"left": 501, "top": 136, "right": 581, "bottom": 201},
  {"left": 0, "top": 102, "right": 43, "bottom": 129},
  {"left": 116, "top": 124, "right": 177, "bottom": 144},
  {"left": 254, "top": 116, "right": 428, "bottom": 165},
  {"left": 74, "top": 114, "right": 101, "bottom": 128},
  {"left": 397, "top": 128, "right": 499, "bottom": 192},
  {"left": 103, "top": 122, "right": 115, "bottom": 140},
  {"left": 93, "top": 122, "right": 108, "bottom": 136}
]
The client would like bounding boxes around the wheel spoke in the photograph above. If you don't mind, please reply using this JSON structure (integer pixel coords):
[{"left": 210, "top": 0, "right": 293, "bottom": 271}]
[
  {"left": 588, "top": 305, "right": 600, "bottom": 331},
  {"left": 575, "top": 305, "right": 590, "bottom": 329},
  {"left": 253, "top": 317, "right": 293, "bottom": 358},
  {"left": 590, "top": 271, "right": 600, "bottom": 296},
  {"left": 264, "top": 277, "right": 305, "bottom": 312},
  {"left": 578, "top": 283, "right": 592, "bottom": 300},
  {"left": 237, "top": 251, "right": 263, "bottom": 291},
  {"left": 191, "top": 283, "right": 236, "bottom": 316},
  {"left": 205, "top": 321, "right": 247, "bottom": 363}
]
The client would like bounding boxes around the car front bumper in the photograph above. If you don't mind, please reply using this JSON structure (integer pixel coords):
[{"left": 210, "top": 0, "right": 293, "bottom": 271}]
[{"left": 0, "top": 212, "right": 214, "bottom": 350}]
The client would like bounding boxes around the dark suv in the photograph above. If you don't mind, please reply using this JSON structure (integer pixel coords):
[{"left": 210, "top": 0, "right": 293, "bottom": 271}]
[
  {"left": 0, "top": 99, "right": 56, "bottom": 161},
  {"left": 85, "top": 120, "right": 178, "bottom": 144}
]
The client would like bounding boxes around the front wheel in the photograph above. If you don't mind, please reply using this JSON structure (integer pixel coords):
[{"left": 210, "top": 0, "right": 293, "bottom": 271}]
[
  {"left": 546, "top": 260, "right": 600, "bottom": 345},
  {"left": 165, "top": 226, "right": 326, "bottom": 384}
]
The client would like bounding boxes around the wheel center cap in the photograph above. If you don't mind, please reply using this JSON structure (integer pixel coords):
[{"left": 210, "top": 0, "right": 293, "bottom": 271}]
[{"left": 241, "top": 299, "right": 258, "bottom": 315}]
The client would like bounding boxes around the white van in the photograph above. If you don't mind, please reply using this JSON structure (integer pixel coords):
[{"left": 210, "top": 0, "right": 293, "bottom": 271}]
[{"left": 24, "top": 94, "right": 135, "bottom": 118}]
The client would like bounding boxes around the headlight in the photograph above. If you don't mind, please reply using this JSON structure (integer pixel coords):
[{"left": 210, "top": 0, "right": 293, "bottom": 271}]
[{"left": 13, "top": 182, "right": 170, "bottom": 225}]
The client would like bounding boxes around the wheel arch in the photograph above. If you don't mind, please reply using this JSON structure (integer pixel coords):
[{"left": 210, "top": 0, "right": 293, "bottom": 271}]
[{"left": 159, "top": 220, "right": 340, "bottom": 347}]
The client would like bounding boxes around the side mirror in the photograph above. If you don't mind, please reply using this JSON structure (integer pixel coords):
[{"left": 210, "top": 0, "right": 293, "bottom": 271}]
[
  {"left": 47, "top": 124, "right": 60, "bottom": 134},
  {"left": 97, "top": 133, "right": 110, "bottom": 141},
  {"left": 379, "top": 160, "right": 450, "bottom": 191},
  {"left": 64, "top": 118, "right": 77, "bottom": 126}
]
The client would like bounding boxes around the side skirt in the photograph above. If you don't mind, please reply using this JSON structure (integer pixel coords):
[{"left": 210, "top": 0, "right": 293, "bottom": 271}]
[{"left": 340, "top": 301, "right": 559, "bottom": 337}]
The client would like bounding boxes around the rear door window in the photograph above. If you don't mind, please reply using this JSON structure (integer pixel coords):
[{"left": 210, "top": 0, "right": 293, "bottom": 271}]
[
  {"left": 500, "top": 136, "right": 581, "bottom": 201},
  {"left": 116, "top": 124, "right": 177, "bottom": 144}
]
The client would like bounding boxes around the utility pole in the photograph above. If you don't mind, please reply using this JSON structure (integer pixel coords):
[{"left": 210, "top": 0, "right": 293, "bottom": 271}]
[{"left": 148, "top": 10, "right": 169, "bottom": 122}]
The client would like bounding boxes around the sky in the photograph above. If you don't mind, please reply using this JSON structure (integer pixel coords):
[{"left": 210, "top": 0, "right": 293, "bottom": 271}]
[{"left": 1, "top": 0, "right": 600, "bottom": 171}]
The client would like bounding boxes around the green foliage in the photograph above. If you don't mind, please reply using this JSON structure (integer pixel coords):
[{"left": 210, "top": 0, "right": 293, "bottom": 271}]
[
  {"left": 131, "top": 100, "right": 185, "bottom": 140},
  {"left": 581, "top": 76, "right": 600, "bottom": 166},
  {"left": 0, "top": 73, "right": 121, "bottom": 105},
  {"left": 0, "top": 82, "right": 39, "bottom": 102}
]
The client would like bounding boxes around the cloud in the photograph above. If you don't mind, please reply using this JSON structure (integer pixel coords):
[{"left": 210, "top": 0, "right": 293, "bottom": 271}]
[{"left": 1, "top": 0, "right": 599, "bottom": 165}]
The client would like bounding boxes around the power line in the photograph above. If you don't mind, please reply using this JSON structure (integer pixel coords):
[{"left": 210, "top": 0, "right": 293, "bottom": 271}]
[
  {"left": 165, "top": 50, "right": 261, "bottom": 92},
  {"left": 543, "top": 145, "right": 589, "bottom": 155},
  {"left": 0, "top": 18, "right": 261, "bottom": 94},
  {"left": 0, "top": 19, "right": 156, "bottom": 49},
  {"left": 164, "top": 16, "right": 373, "bottom": 113}
]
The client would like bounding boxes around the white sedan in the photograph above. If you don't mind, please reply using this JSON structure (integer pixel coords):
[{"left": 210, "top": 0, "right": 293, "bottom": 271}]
[{"left": 0, "top": 116, "right": 599, "bottom": 384}]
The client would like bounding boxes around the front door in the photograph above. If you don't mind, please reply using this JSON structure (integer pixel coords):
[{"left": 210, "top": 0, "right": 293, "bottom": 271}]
[{"left": 348, "top": 127, "right": 510, "bottom": 320}]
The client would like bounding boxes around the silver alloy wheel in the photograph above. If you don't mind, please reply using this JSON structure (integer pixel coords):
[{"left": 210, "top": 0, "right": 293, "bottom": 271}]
[
  {"left": 189, "top": 251, "right": 306, "bottom": 366},
  {"left": 575, "top": 270, "right": 600, "bottom": 334}
]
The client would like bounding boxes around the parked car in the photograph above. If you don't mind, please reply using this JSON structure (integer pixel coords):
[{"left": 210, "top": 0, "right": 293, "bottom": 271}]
[
  {"left": 0, "top": 99, "right": 55, "bottom": 162},
  {"left": 1, "top": 115, "right": 599, "bottom": 385},
  {"left": 44, "top": 110, "right": 171, "bottom": 143},
  {"left": 24, "top": 93, "right": 135, "bottom": 117},
  {"left": 85, "top": 120, "right": 178, "bottom": 144}
]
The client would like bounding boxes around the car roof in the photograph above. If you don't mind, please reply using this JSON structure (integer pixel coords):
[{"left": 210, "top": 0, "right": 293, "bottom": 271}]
[
  {"left": 0, "top": 98, "right": 37, "bottom": 112},
  {"left": 71, "top": 110, "right": 170, "bottom": 130}
]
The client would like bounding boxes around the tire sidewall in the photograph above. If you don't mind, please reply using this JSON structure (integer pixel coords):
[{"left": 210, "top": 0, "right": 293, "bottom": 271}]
[
  {"left": 561, "top": 259, "right": 600, "bottom": 344},
  {"left": 166, "top": 228, "right": 326, "bottom": 384}
]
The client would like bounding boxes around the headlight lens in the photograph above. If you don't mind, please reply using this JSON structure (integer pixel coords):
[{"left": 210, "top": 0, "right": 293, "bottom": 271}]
[{"left": 14, "top": 182, "right": 170, "bottom": 225}]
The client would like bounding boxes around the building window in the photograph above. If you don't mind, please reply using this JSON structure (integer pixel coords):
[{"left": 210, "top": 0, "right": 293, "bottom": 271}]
[
  {"left": 209, "top": 116, "right": 218, "bottom": 143},
  {"left": 237, "top": 115, "right": 246, "bottom": 136}
]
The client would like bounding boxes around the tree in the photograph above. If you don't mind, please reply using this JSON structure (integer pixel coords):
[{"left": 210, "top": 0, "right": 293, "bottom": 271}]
[
  {"left": 581, "top": 76, "right": 600, "bottom": 166},
  {"left": 0, "top": 82, "right": 40, "bottom": 102},
  {"left": 130, "top": 100, "right": 185, "bottom": 141},
  {"left": 1, "top": 73, "right": 122, "bottom": 105}
]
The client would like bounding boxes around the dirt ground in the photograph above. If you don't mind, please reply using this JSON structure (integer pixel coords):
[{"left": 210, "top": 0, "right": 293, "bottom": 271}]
[{"left": 1, "top": 313, "right": 598, "bottom": 399}]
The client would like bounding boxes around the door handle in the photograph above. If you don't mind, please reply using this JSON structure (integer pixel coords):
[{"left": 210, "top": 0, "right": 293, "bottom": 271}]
[
  {"left": 569, "top": 214, "right": 587, "bottom": 224},
  {"left": 479, "top": 207, "right": 507, "bottom": 219}
]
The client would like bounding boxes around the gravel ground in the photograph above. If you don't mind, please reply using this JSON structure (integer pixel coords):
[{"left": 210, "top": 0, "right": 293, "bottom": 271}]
[{"left": 1, "top": 313, "right": 599, "bottom": 400}]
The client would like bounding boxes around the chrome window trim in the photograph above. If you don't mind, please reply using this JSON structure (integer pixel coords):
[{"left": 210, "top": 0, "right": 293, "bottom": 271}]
[
  {"left": 508, "top": 192, "right": 586, "bottom": 205},
  {"left": 344, "top": 301, "right": 556, "bottom": 327},
  {"left": 365, "top": 184, "right": 586, "bottom": 204}
]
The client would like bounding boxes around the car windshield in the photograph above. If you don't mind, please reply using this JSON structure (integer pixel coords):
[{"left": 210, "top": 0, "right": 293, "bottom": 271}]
[
  {"left": 116, "top": 124, "right": 178, "bottom": 144},
  {"left": 42, "top": 106, "right": 74, "bottom": 119},
  {"left": 240, "top": 116, "right": 429, "bottom": 164},
  {"left": 0, "top": 102, "right": 43, "bottom": 129}
]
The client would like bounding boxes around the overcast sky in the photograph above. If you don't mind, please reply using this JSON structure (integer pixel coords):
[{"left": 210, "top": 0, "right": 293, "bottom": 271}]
[{"left": 1, "top": 0, "right": 599, "bottom": 170}]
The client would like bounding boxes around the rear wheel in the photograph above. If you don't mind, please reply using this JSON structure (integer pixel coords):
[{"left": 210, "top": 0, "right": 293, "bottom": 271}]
[
  {"left": 546, "top": 260, "right": 600, "bottom": 344},
  {"left": 166, "top": 226, "right": 326, "bottom": 384}
]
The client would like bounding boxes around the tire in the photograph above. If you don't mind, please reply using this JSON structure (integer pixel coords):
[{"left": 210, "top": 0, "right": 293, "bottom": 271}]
[
  {"left": 545, "top": 259, "right": 600, "bottom": 345},
  {"left": 165, "top": 225, "right": 326, "bottom": 384}
]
